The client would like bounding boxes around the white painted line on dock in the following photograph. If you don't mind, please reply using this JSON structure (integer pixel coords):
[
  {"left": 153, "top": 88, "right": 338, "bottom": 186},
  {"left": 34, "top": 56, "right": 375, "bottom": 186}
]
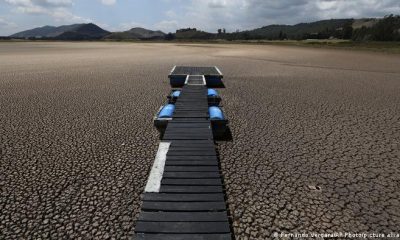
[
  {"left": 215, "top": 66, "right": 223, "bottom": 75},
  {"left": 169, "top": 65, "right": 176, "bottom": 75},
  {"left": 184, "top": 75, "right": 190, "bottom": 85},
  {"left": 185, "top": 75, "right": 207, "bottom": 86},
  {"left": 144, "top": 142, "right": 171, "bottom": 193}
]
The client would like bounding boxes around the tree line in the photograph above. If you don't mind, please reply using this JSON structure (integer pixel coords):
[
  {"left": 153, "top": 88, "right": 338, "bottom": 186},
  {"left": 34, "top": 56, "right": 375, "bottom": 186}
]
[
  {"left": 352, "top": 15, "right": 400, "bottom": 41},
  {"left": 167, "top": 15, "right": 400, "bottom": 42}
]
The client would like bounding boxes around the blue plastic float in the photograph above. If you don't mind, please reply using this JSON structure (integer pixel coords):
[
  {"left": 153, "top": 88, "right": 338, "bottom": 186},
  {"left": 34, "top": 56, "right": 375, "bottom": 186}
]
[
  {"left": 172, "top": 90, "right": 181, "bottom": 98},
  {"left": 209, "top": 106, "right": 228, "bottom": 138},
  {"left": 158, "top": 104, "right": 175, "bottom": 118},
  {"left": 208, "top": 89, "right": 221, "bottom": 106},
  {"left": 154, "top": 103, "right": 175, "bottom": 136},
  {"left": 207, "top": 89, "right": 218, "bottom": 97},
  {"left": 209, "top": 106, "right": 224, "bottom": 120}
]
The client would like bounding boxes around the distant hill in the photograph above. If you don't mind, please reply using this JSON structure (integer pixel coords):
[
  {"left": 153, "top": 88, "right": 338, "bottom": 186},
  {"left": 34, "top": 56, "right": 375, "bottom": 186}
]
[
  {"left": 169, "top": 19, "right": 356, "bottom": 41},
  {"left": 8, "top": 15, "right": 399, "bottom": 42},
  {"left": 352, "top": 18, "right": 379, "bottom": 29},
  {"left": 227, "top": 19, "right": 354, "bottom": 40},
  {"left": 352, "top": 15, "right": 400, "bottom": 41},
  {"left": 10, "top": 23, "right": 110, "bottom": 40},
  {"left": 175, "top": 28, "right": 214, "bottom": 40},
  {"left": 105, "top": 27, "right": 165, "bottom": 40}
]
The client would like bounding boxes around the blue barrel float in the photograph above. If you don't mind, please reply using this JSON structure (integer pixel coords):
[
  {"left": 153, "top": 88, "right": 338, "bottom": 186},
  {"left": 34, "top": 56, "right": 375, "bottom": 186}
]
[
  {"left": 167, "top": 90, "right": 181, "bottom": 103},
  {"left": 158, "top": 104, "right": 175, "bottom": 118},
  {"left": 209, "top": 106, "right": 228, "bottom": 138},
  {"left": 207, "top": 89, "right": 221, "bottom": 106},
  {"left": 154, "top": 103, "right": 175, "bottom": 135},
  {"left": 209, "top": 106, "right": 224, "bottom": 120},
  {"left": 172, "top": 90, "right": 181, "bottom": 98},
  {"left": 208, "top": 89, "right": 218, "bottom": 97}
]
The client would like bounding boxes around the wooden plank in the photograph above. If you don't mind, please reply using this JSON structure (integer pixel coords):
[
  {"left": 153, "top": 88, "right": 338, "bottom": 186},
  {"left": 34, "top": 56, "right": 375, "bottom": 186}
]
[
  {"left": 165, "top": 131, "right": 211, "bottom": 134},
  {"left": 167, "top": 129, "right": 211, "bottom": 132},
  {"left": 178, "top": 96, "right": 207, "bottom": 98},
  {"left": 173, "top": 115, "right": 208, "bottom": 118},
  {"left": 165, "top": 161, "right": 218, "bottom": 166},
  {"left": 167, "top": 156, "right": 217, "bottom": 161},
  {"left": 165, "top": 129, "right": 212, "bottom": 133},
  {"left": 165, "top": 126, "right": 212, "bottom": 131},
  {"left": 164, "top": 131, "right": 212, "bottom": 135},
  {"left": 163, "top": 135, "right": 213, "bottom": 140},
  {"left": 172, "top": 103, "right": 207, "bottom": 106},
  {"left": 135, "top": 221, "right": 230, "bottom": 233},
  {"left": 164, "top": 130, "right": 212, "bottom": 134},
  {"left": 167, "top": 124, "right": 210, "bottom": 128},
  {"left": 138, "top": 211, "right": 228, "bottom": 222},
  {"left": 175, "top": 101, "right": 206, "bottom": 104},
  {"left": 164, "top": 134, "right": 212, "bottom": 138},
  {"left": 175, "top": 105, "right": 207, "bottom": 107},
  {"left": 167, "top": 151, "right": 216, "bottom": 156},
  {"left": 142, "top": 193, "right": 225, "bottom": 202},
  {"left": 166, "top": 126, "right": 210, "bottom": 130},
  {"left": 174, "top": 107, "right": 208, "bottom": 110},
  {"left": 168, "top": 143, "right": 214, "bottom": 147},
  {"left": 166, "top": 127, "right": 210, "bottom": 131},
  {"left": 141, "top": 201, "right": 226, "bottom": 211},
  {"left": 169, "top": 146, "right": 215, "bottom": 150},
  {"left": 170, "top": 142, "right": 215, "bottom": 147},
  {"left": 167, "top": 125, "right": 211, "bottom": 131},
  {"left": 169, "top": 118, "right": 210, "bottom": 122},
  {"left": 174, "top": 108, "right": 208, "bottom": 111},
  {"left": 171, "top": 110, "right": 207, "bottom": 113},
  {"left": 175, "top": 99, "right": 207, "bottom": 102},
  {"left": 165, "top": 130, "right": 212, "bottom": 134},
  {"left": 164, "top": 166, "right": 219, "bottom": 172},
  {"left": 161, "top": 179, "right": 222, "bottom": 186},
  {"left": 173, "top": 111, "right": 207, "bottom": 113},
  {"left": 135, "top": 233, "right": 231, "bottom": 240},
  {"left": 168, "top": 148, "right": 216, "bottom": 153},
  {"left": 164, "top": 133, "right": 212, "bottom": 137},
  {"left": 160, "top": 185, "right": 223, "bottom": 193},
  {"left": 174, "top": 106, "right": 207, "bottom": 109},
  {"left": 176, "top": 98, "right": 207, "bottom": 100},
  {"left": 178, "top": 98, "right": 207, "bottom": 100},
  {"left": 162, "top": 172, "right": 220, "bottom": 179}
]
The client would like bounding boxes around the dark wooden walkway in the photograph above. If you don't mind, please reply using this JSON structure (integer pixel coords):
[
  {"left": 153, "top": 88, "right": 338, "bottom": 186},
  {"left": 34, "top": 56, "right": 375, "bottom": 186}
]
[{"left": 134, "top": 70, "right": 231, "bottom": 239}]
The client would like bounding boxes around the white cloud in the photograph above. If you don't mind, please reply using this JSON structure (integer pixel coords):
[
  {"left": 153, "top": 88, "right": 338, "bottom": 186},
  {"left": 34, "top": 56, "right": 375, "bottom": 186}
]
[
  {"left": 160, "top": 0, "right": 400, "bottom": 32},
  {"left": 5, "top": 0, "right": 73, "bottom": 8},
  {"left": 2, "top": 0, "right": 400, "bottom": 35},
  {"left": 0, "top": 17, "right": 17, "bottom": 28},
  {"left": 3, "top": 0, "right": 90, "bottom": 23},
  {"left": 101, "top": 0, "right": 116, "bottom": 6},
  {"left": 0, "top": 17, "right": 18, "bottom": 35},
  {"left": 154, "top": 20, "right": 178, "bottom": 33},
  {"left": 207, "top": 0, "right": 227, "bottom": 8},
  {"left": 51, "top": 9, "right": 91, "bottom": 23},
  {"left": 165, "top": 10, "right": 177, "bottom": 18}
]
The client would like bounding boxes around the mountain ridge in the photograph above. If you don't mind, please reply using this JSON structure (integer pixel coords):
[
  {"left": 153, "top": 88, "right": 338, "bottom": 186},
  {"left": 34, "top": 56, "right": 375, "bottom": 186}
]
[
  {"left": 9, "top": 16, "right": 399, "bottom": 41},
  {"left": 10, "top": 23, "right": 110, "bottom": 40},
  {"left": 104, "top": 27, "right": 166, "bottom": 40}
]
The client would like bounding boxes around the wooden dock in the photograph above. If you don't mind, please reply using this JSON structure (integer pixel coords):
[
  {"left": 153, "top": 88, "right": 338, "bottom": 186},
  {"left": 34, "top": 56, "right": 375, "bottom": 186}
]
[{"left": 134, "top": 67, "right": 231, "bottom": 240}]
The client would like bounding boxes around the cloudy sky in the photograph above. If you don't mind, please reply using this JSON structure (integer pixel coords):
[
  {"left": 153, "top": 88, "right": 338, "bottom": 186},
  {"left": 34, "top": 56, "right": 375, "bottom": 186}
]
[{"left": 0, "top": 0, "right": 399, "bottom": 35}]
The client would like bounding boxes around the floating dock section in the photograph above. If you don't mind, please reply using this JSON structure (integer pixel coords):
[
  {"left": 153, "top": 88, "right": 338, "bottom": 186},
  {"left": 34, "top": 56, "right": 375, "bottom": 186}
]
[{"left": 134, "top": 66, "right": 231, "bottom": 240}]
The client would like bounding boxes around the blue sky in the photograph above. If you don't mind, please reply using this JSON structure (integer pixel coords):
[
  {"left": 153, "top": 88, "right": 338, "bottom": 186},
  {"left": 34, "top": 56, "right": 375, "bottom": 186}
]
[{"left": 1, "top": 0, "right": 399, "bottom": 35}]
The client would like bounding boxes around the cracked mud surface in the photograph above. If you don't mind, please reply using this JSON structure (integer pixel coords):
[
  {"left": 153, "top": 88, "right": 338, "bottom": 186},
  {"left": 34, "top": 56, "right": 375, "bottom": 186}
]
[{"left": 1, "top": 42, "right": 400, "bottom": 239}]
